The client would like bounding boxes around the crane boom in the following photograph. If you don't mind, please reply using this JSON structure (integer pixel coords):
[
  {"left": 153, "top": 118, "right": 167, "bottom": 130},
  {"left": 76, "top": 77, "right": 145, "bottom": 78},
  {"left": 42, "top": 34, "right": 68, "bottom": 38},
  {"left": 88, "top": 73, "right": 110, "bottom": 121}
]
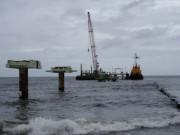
[{"left": 87, "top": 12, "right": 99, "bottom": 72}]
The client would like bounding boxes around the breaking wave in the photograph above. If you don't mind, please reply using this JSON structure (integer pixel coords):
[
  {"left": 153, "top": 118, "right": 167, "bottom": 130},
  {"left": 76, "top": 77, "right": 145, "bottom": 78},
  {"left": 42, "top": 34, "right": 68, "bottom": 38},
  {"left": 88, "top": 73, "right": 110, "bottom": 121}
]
[{"left": 3, "top": 113, "right": 180, "bottom": 135}]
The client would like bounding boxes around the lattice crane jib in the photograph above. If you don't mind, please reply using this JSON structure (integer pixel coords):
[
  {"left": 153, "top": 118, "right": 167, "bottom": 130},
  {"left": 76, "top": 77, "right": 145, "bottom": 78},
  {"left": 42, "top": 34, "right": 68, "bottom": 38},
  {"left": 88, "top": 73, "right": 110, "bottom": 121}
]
[{"left": 87, "top": 12, "right": 99, "bottom": 72}]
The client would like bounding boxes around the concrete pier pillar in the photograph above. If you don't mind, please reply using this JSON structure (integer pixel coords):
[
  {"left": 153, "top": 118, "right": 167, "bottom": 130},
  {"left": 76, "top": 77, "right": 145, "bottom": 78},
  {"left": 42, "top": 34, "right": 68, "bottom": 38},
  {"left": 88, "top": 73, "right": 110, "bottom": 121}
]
[
  {"left": 6, "top": 60, "right": 42, "bottom": 99},
  {"left": 47, "top": 66, "right": 76, "bottom": 91},
  {"left": 19, "top": 68, "right": 28, "bottom": 99},
  {"left": 59, "top": 72, "right": 64, "bottom": 91}
]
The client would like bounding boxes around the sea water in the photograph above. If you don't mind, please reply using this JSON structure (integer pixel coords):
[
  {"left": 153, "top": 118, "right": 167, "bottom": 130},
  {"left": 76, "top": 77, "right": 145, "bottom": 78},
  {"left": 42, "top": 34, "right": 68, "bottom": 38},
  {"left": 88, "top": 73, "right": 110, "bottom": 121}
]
[{"left": 0, "top": 76, "right": 180, "bottom": 135}]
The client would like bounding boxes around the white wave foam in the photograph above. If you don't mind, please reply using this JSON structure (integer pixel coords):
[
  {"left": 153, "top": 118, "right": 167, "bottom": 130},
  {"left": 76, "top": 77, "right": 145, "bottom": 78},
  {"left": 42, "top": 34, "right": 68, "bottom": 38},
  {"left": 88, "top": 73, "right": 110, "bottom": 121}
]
[{"left": 4, "top": 113, "right": 180, "bottom": 135}]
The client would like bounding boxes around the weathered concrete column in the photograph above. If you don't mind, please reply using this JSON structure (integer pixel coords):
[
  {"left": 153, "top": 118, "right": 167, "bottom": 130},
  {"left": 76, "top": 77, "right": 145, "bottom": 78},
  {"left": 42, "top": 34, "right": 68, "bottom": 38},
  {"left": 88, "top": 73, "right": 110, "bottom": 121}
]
[
  {"left": 47, "top": 66, "right": 76, "bottom": 91},
  {"left": 19, "top": 68, "right": 28, "bottom": 99},
  {"left": 6, "top": 60, "right": 42, "bottom": 99},
  {"left": 59, "top": 72, "right": 64, "bottom": 91}
]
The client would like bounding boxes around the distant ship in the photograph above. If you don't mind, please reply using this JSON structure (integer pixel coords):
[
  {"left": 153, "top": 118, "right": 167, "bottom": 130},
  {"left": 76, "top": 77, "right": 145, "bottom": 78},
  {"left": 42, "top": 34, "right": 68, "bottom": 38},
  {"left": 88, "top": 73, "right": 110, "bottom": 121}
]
[{"left": 126, "top": 53, "right": 143, "bottom": 80}]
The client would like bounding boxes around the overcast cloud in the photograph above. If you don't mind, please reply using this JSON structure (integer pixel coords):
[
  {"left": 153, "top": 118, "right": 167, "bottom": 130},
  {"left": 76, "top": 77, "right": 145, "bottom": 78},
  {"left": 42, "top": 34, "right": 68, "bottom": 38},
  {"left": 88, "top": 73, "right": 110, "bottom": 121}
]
[{"left": 0, "top": 0, "right": 180, "bottom": 77}]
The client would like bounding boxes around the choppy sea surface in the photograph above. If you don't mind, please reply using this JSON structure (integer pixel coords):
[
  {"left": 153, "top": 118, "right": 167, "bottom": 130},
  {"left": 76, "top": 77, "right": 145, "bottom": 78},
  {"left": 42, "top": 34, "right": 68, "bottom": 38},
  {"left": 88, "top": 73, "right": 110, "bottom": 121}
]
[{"left": 0, "top": 76, "right": 180, "bottom": 135}]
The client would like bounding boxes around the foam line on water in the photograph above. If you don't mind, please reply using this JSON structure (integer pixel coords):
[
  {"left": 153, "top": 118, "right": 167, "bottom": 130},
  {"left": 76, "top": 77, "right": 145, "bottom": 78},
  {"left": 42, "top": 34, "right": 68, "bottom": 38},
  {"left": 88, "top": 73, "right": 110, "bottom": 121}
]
[{"left": 3, "top": 113, "right": 180, "bottom": 135}]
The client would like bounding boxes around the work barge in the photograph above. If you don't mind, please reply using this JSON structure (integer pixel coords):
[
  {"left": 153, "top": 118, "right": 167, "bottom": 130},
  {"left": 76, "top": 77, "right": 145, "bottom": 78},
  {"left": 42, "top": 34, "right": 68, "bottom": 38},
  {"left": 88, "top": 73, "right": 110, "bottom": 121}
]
[{"left": 76, "top": 64, "right": 124, "bottom": 82}]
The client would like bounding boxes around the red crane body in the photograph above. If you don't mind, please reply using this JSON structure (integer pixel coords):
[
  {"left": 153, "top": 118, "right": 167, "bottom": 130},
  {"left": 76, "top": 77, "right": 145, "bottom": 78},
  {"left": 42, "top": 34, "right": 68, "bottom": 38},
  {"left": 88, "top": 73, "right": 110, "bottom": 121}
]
[{"left": 88, "top": 12, "right": 99, "bottom": 72}]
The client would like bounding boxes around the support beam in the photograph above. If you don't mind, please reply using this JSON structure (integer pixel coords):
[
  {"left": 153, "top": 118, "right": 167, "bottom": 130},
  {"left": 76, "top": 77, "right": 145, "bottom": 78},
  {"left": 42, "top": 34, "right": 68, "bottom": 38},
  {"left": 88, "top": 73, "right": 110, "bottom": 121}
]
[
  {"left": 80, "top": 64, "right": 82, "bottom": 76},
  {"left": 19, "top": 68, "right": 28, "bottom": 99},
  {"left": 91, "top": 65, "right": 92, "bottom": 74},
  {"left": 59, "top": 72, "right": 64, "bottom": 91}
]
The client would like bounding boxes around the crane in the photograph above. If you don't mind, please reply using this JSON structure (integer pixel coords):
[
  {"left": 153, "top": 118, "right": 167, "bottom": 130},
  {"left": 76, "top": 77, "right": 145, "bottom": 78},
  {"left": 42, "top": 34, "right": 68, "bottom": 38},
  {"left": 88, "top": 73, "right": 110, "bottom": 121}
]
[
  {"left": 134, "top": 53, "right": 140, "bottom": 67},
  {"left": 87, "top": 12, "right": 99, "bottom": 72}
]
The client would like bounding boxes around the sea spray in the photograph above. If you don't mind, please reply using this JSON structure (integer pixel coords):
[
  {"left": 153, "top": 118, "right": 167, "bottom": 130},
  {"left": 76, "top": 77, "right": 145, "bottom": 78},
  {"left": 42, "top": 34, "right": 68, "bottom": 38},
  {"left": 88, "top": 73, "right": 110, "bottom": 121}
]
[{"left": 3, "top": 113, "right": 180, "bottom": 135}]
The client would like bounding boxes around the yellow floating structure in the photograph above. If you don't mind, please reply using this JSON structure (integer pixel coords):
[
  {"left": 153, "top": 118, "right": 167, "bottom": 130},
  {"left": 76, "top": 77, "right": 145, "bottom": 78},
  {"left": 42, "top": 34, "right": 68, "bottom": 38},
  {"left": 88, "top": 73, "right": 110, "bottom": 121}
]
[{"left": 126, "top": 53, "right": 143, "bottom": 80}]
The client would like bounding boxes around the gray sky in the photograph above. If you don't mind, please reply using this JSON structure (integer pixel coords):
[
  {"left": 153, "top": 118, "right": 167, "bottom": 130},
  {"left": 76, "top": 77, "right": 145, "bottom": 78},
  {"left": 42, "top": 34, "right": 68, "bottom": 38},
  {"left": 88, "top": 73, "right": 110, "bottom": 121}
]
[{"left": 0, "top": 0, "right": 180, "bottom": 77}]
